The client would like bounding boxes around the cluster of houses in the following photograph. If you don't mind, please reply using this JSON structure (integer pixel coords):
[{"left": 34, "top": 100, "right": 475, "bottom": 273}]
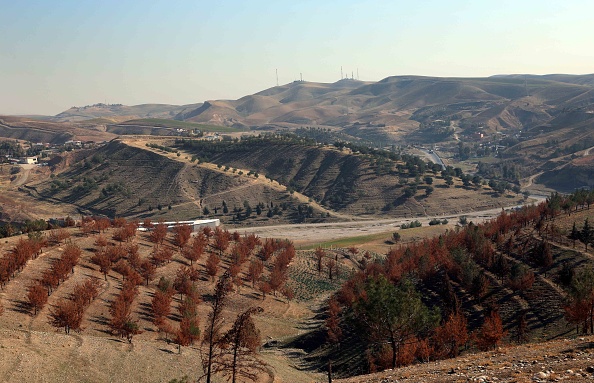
[
  {"left": 2, "top": 140, "right": 103, "bottom": 166},
  {"left": 4, "top": 155, "right": 39, "bottom": 165}
]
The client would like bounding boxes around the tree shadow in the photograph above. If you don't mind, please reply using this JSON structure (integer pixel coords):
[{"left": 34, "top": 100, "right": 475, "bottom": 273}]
[{"left": 12, "top": 299, "right": 32, "bottom": 315}]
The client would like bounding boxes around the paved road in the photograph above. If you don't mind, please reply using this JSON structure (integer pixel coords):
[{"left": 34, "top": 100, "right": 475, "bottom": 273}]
[
  {"left": 233, "top": 195, "right": 547, "bottom": 244},
  {"left": 417, "top": 148, "right": 446, "bottom": 170}
]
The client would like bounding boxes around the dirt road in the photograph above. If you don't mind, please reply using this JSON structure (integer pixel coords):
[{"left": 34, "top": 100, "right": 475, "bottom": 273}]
[{"left": 11, "top": 164, "right": 35, "bottom": 187}]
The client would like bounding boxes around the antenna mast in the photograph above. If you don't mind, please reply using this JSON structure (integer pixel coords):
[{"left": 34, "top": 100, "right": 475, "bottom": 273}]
[
  {"left": 341, "top": 66, "right": 343, "bottom": 80},
  {"left": 357, "top": 68, "right": 359, "bottom": 80},
  {"left": 300, "top": 73, "right": 303, "bottom": 82},
  {"left": 276, "top": 69, "right": 279, "bottom": 86}
]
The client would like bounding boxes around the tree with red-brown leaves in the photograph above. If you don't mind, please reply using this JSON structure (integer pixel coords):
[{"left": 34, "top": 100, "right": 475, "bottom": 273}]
[
  {"left": 48, "top": 299, "right": 83, "bottom": 334},
  {"left": 258, "top": 281, "right": 271, "bottom": 300},
  {"left": 139, "top": 259, "right": 156, "bottom": 286},
  {"left": 242, "top": 233, "right": 261, "bottom": 254},
  {"left": 564, "top": 268, "right": 594, "bottom": 334},
  {"left": 96, "top": 218, "right": 111, "bottom": 233},
  {"left": 70, "top": 279, "right": 101, "bottom": 307},
  {"left": 151, "top": 246, "right": 173, "bottom": 266},
  {"left": 228, "top": 263, "right": 242, "bottom": 292},
  {"left": 80, "top": 218, "right": 96, "bottom": 236},
  {"left": 108, "top": 281, "right": 142, "bottom": 341},
  {"left": 94, "top": 234, "right": 108, "bottom": 249},
  {"left": 212, "top": 227, "right": 230, "bottom": 257},
  {"left": 113, "top": 217, "right": 127, "bottom": 228},
  {"left": 174, "top": 266, "right": 196, "bottom": 298},
  {"left": 175, "top": 317, "right": 200, "bottom": 353},
  {"left": 27, "top": 283, "right": 48, "bottom": 315},
  {"left": 205, "top": 253, "right": 220, "bottom": 282},
  {"left": 314, "top": 247, "right": 325, "bottom": 273},
  {"left": 113, "top": 259, "right": 133, "bottom": 281},
  {"left": 475, "top": 310, "right": 506, "bottom": 351},
  {"left": 142, "top": 218, "right": 153, "bottom": 229},
  {"left": 48, "top": 228, "right": 70, "bottom": 244},
  {"left": 268, "top": 265, "right": 286, "bottom": 296},
  {"left": 52, "top": 257, "right": 71, "bottom": 284},
  {"left": 215, "top": 306, "right": 266, "bottom": 383},
  {"left": 326, "top": 298, "right": 342, "bottom": 344},
  {"left": 109, "top": 284, "right": 138, "bottom": 338},
  {"left": 92, "top": 250, "right": 112, "bottom": 280},
  {"left": 565, "top": 297, "right": 590, "bottom": 334},
  {"left": 326, "top": 258, "right": 337, "bottom": 280},
  {"left": 0, "top": 259, "right": 9, "bottom": 288},
  {"left": 62, "top": 243, "right": 81, "bottom": 274},
  {"left": 112, "top": 223, "right": 136, "bottom": 243},
  {"left": 173, "top": 224, "right": 193, "bottom": 251},
  {"left": 432, "top": 313, "right": 469, "bottom": 359},
  {"left": 150, "top": 222, "right": 168, "bottom": 246},
  {"left": 259, "top": 238, "right": 276, "bottom": 262},
  {"left": 347, "top": 246, "right": 359, "bottom": 260},
  {"left": 105, "top": 244, "right": 126, "bottom": 264},
  {"left": 202, "top": 226, "right": 213, "bottom": 238},
  {"left": 182, "top": 234, "right": 206, "bottom": 265},
  {"left": 151, "top": 289, "right": 173, "bottom": 328},
  {"left": 127, "top": 243, "right": 141, "bottom": 269},
  {"left": 247, "top": 259, "right": 264, "bottom": 288},
  {"left": 230, "top": 242, "right": 251, "bottom": 265},
  {"left": 12, "top": 238, "right": 34, "bottom": 272},
  {"left": 416, "top": 338, "right": 433, "bottom": 363},
  {"left": 127, "top": 268, "right": 144, "bottom": 287},
  {"left": 28, "top": 234, "right": 46, "bottom": 259},
  {"left": 40, "top": 269, "right": 60, "bottom": 294}
]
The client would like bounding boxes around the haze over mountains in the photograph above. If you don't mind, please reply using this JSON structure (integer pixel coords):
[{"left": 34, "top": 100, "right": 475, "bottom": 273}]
[{"left": 49, "top": 74, "right": 594, "bottom": 135}]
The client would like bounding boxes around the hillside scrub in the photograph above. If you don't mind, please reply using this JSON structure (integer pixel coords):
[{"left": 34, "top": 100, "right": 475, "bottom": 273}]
[{"left": 321, "top": 190, "right": 594, "bottom": 377}]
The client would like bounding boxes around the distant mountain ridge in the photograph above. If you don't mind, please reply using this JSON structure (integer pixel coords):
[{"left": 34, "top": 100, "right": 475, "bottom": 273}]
[
  {"left": 52, "top": 74, "right": 594, "bottom": 131},
  {"left": 54, "top": 102, "right": 203, "bottom": 122}
]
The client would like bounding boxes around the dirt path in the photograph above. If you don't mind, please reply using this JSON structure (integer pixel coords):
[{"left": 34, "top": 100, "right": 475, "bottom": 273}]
[{"left": 11, "top": 164, "right": 35, "bottom": 187}]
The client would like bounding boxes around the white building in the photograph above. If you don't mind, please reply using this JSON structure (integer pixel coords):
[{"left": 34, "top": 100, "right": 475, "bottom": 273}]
[
  {"left": 20, "top": 157, "right": 38, "bottom": 164},
  {"left": 138, "top": 218, "right": 220, "bottom": 232}
]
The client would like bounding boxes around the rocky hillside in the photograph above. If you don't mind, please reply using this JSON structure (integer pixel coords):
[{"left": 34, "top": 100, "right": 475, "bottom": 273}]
[{"left": 334, "top": 335, "right": 594, "bottom": 383}]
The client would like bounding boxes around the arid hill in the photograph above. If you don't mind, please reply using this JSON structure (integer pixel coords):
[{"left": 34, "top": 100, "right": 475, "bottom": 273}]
[
  {"left": 53, "top": 102, "right": 202, "bottom": 122},
  {"left": 0, "top": 116, "right": 115, "bottom": 144}
]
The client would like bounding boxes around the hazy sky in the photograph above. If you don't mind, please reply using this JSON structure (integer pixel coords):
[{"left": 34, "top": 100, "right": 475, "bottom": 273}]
[{"left": 1, "top": 0, "right": 593, "bottom": 115}]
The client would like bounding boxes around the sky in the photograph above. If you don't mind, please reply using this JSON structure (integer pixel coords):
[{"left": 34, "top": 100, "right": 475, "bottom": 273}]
[{"left": 1, "top": 0, "right": 593, "bottom": 115}]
